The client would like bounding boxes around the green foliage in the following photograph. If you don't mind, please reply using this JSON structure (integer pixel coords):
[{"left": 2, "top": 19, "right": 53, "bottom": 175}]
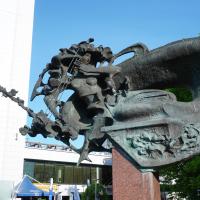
[
  {"left": 160, "top": 87, "right": 200, "bottom": 199},
  {"left": 160, "top": 156, "right": 200, "bottom": 200},
  {"left": 165, "top": 87, "right": 193, "bottom": 102},
  {"left": 81, "top": 183, "right": 109, "bottom": 200}
]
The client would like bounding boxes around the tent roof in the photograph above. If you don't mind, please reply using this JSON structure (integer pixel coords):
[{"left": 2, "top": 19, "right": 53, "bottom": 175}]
[{"left": 14, "top": 175, "right": 53, "bottom": 197}]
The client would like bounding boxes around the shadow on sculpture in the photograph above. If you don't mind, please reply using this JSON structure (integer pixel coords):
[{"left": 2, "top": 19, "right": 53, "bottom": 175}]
[{"left": 1, "top": 36, "right": 200, "bottom": 170}]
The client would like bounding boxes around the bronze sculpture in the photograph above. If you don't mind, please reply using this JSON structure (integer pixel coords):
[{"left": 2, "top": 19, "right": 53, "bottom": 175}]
[{"left": 1, "top": 36, "right": 200, "bottom": 170}]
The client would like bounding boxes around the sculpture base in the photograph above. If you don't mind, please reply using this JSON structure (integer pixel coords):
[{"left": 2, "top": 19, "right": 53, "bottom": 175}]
[{"left": 112, "top": 148, "right": 161, "bottom": 200}]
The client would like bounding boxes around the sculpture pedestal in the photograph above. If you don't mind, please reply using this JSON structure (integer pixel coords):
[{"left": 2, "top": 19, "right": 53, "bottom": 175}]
[{"left": 112, "top": 148, "right": 161, "bottom": 200}]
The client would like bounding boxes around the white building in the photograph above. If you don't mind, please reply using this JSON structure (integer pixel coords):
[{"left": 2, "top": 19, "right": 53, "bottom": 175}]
[{"left": 0, "top": 0, "right": 35, "bottom": 199}]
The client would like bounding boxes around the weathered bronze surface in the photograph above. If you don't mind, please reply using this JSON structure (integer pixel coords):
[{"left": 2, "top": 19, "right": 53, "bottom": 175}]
[{"left": 1, "top": 37, "right": 200, "bottom": 169}]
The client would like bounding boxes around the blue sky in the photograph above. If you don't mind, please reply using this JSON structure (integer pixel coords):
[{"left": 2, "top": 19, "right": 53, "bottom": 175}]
[{"left": 27, "top": 0, "right": 200, "bottom": 145}]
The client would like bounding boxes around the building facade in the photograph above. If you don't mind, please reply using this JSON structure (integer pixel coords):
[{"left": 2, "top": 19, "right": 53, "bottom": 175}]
[
  {"left": 23, "top": 141, "right": 112, "bottom": 198},
  {"left": 0, "top": 0, "right": 35, "bottom": 199}
]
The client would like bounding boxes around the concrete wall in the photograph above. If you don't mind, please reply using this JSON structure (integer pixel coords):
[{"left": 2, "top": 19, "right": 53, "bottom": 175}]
[{"left": 0, "top": 0, "right": 35, "bottom": 195}]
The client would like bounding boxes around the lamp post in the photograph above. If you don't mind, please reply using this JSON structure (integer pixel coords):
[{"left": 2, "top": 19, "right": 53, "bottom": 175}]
[
  {"left": 86, "top": 179, "right": 90, "bottom": 200},
  {"left": 95, "top": 167, "right": 100, "bottom": 200},
  {"left": 49, "top": 178, "right": 53, "bottom": 200}
]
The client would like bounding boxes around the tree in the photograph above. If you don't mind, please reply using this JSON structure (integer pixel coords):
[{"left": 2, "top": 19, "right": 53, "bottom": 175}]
[
  {"left": 81, "top": 183, "right": 110, "bottom": 200},
  {"left": 160, "top": 87, "right": 200, "bottom": 199},
  {"left": 160, "top": 156, "right": 200, "bottom": 200},
  {"left": 165, "top": 87, "right": 192, "bottom": 102}
]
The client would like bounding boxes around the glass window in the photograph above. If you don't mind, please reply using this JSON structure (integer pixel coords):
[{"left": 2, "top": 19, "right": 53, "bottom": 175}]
[
  {"left": 43, "top": 162, "right": 55, "bottom": 183},
  {"left": 91, "top": 167, "right": 96, "bottom": 183},
  {"left": 23, "top": 160, "right": 35, "bottom": 177},
  {"left": 64, "top": 165, "right": 74, "bottom": 184},
  {"left": 82, "top": 166, "right": 91, "bottom": 185},
  {"left": 73, "top": 166, "right": 90, "bottom": 184},
  {"left": 98, "top": 167, "right": 102, "bottom": 183},
  {"left": 23, "top": 160, "right": 111, "bottom": 186},
  {"left": 102, "top": 166, "right": 112, "bottom": 185},
  {"left": 73, "top": 166, "right": 83, "bottom": 184},
  {"left": 34, "top": 162, "right": 44, "bottom": 182},
  {"left": 55, "top": 164, "right": 64, "bottom": 184}
]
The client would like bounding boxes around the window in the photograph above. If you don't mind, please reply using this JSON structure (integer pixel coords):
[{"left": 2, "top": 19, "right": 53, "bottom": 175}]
[
  {"left": 34, "top": 162, "right": 44, "bottom": 182},
  {"left": 73, "top": 166, "right": 91, "bottom": 184},
  {"left": 23, "top": 160, "right": 112, "bottom": 185},
  {"left": 64, "top": 165, "right": 74, "bottom": 184},
  {"left": 43, "top": 162, "right": 55, "bottom": 183},
  {"left": 23, "top": 161, "right": 35, "bottom": 177},
  {"left": 82, "top": 166, "right": 91, "bottom": 185},
  {"left": 55, "top": 165, "right": 64, "bottom": 183},
  {"left": 73, "top": 166, "right": 83, "bottom": 184},
  {"left": 91, "top": 167, "right": 96, "bottom": 183},
  {"left": 102, "top": 167, "right": 112, "bottom": 185}
]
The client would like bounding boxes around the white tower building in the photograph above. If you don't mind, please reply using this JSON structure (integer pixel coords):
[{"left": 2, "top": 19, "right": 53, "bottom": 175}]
[{"left": 0, "top": 0, "right": 35, "bottom": 199}]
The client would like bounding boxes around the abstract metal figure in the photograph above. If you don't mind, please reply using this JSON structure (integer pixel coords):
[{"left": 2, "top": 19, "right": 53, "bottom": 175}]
[{"left": 1, "top": 36, "right": 200, "bottom": 169}]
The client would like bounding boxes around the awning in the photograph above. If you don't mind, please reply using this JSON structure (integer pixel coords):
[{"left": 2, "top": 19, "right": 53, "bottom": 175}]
[{"left": 13, "top": 175, "right": 54, "bottom": 197}]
